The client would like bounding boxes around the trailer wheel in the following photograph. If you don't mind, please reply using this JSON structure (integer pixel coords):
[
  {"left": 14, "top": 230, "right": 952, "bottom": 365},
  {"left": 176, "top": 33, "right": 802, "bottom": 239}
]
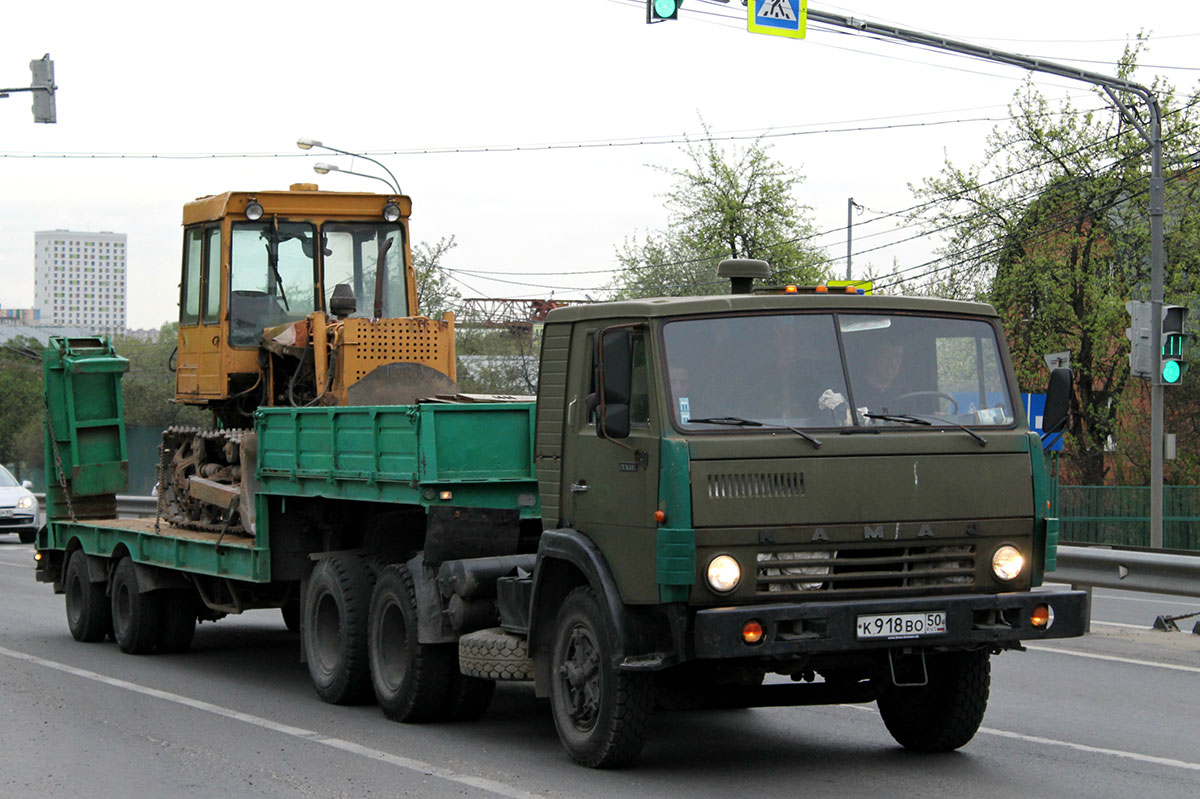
[
  {"left": 367, "top": 564, "right": 454, "bottom": 722},
  {"left": 157, "top": 591, "right": 198, "bottom": 654},
  {"left": 111, "top": 557, "right": 161, "bottom": 655},
  {"left": 549, "top": 587, "right": 654, "bottom": 768},
  {"left": 304, "top": 554, "right": 374, "bottom": 704},
  {"left": 64, "top": 552, "right": 110, "bottom": 643},
  {"left": 877, "top": 649, "right": 990, "bottom": 752}
]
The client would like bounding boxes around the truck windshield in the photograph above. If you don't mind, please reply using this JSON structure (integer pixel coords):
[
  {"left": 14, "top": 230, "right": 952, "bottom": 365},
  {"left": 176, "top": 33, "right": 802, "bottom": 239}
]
[
  {"left": 662, "top": 312, "right": 1015, "bottom": 430},
  {"left": 322, "top": 222, "right": 407, "bottom": 319},
  {"left": 229, "top": 221, "right": 319, "bottom": 347}
]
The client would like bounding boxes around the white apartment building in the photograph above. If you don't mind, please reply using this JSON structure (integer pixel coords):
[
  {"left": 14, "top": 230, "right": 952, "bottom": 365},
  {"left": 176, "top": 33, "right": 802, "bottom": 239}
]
[{"left": 33, "top": 230, "right": 128, "bottom": 337}]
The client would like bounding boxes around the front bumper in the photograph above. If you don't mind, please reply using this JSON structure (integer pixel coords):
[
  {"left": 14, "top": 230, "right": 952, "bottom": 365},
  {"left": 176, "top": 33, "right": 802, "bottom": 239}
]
[{"left": 693, "top": 589, "right": 1089, "bottom": 659}]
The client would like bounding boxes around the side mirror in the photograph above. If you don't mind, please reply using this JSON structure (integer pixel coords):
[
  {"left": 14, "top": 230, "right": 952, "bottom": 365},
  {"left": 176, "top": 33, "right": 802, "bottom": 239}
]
[
  {"left": 21, "top": 480, "right": 33, "bottom": 491},
  {"left": 1042, "top": 367, "right": 1072, "bottom": 435},
  {"left": 594, "top": 326, "right": 633, "bottom": 440}
]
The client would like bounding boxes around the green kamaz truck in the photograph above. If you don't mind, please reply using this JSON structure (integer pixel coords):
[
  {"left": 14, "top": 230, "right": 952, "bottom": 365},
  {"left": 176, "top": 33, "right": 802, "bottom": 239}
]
[{"left": 35, "top": 262, "right": 1087, "bottom": 768}]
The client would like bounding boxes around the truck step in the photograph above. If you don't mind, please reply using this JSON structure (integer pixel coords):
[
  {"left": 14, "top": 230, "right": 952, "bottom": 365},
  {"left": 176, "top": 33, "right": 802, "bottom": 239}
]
[{"left": 458, "top": 627, "right": 534, "bottom": 681}]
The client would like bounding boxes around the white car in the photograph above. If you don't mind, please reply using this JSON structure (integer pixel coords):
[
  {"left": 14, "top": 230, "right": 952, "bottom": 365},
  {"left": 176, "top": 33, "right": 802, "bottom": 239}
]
[{"left": 0, "top": 465, "right": 39, "bottom": 544}]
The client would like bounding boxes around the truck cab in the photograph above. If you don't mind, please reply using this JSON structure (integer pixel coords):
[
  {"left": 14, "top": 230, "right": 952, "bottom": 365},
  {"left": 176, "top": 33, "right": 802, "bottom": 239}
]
[{"left": 518, "top": 287, "right": 1086, "bottom": 765}]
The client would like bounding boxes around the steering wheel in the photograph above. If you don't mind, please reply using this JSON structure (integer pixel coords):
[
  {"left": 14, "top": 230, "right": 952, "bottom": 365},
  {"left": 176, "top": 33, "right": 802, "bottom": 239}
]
[{"left": 890, "top": 391, "right": 959, "bottom": 415}]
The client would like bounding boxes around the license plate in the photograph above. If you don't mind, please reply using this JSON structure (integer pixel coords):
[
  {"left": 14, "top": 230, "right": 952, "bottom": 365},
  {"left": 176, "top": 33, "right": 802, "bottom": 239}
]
[{"left": 857, "top": 611, "right": 947, "bottom": 640}]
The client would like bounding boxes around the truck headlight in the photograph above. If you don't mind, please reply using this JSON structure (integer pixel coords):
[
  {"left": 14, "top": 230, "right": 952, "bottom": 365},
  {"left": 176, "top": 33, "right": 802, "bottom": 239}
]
[
  {"left": 706, "top": 555, "right": 741, "bottom": 594},
  {"left": 991, "top": 545, "right": 1024, "bottom": 581},
  {"left": 17, "top": 496, "right": 35, "bottom": 510}
]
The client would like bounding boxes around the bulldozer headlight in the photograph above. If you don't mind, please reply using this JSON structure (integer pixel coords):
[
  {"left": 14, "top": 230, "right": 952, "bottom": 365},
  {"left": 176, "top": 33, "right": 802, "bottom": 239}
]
[{"left": 382, "top": 203, "right": 401, "bottom": 222}]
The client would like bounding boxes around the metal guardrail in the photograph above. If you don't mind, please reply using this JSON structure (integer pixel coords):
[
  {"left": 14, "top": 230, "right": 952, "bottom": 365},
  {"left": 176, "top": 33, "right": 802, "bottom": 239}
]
[
  {"left": 34, "top": 493, "right": 157, "bottom": 521},
  {"left": 1053, "top": 544, "right": 1200, "bottom": 600}
]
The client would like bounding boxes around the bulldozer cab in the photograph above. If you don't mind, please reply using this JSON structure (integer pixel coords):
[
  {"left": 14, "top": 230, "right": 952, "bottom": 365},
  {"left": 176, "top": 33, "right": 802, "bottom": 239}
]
[{"left": 173, "top": 186, "right": 448, "bottom": 417}]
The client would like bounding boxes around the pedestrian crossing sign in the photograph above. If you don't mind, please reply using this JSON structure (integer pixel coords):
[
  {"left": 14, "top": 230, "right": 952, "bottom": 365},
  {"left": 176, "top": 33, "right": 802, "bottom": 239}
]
[{"left": 748, "top": 0, "right": 807, "bottom": 39}]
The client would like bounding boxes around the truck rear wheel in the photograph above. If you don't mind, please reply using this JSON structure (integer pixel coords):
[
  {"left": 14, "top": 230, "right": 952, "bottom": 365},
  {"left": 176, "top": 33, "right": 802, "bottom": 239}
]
[
  {"left": 368, "top": 564, "right": 455, "bottom": 722},
  {"left": 64, "top": 551, "right": 110, "bottom": 643},
  {"left": 111, "top": 557, "right": 161, "bottom": 655},
  {"left": 877, "top": 649, "right": 990, "bottom": 751},
  {"left": 304, "top": 554, "right": 374, "bottom": 704},
  {"left": 549, "top": 587, "right": 654, "bottom": 768}
]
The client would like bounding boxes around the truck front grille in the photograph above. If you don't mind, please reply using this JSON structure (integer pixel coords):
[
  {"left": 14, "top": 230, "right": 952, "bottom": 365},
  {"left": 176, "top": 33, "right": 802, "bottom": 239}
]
[{"left": 756, "top": 544, "right": 975, "bottom": 596}]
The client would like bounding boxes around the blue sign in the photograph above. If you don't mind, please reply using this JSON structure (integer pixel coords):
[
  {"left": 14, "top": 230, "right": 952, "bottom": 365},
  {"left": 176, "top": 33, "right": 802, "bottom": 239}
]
[
  {"left": 748, "top": 0, "right": 807, "bottom": 39},
  {"left": 1023, "top": 393, "right": 1064, "bottom": 451}
]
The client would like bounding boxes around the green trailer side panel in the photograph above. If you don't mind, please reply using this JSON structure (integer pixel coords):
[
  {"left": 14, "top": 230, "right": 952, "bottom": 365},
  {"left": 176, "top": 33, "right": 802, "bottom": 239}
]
[{"left": 255, "top": 403, "right": 540, "bottom": 516}]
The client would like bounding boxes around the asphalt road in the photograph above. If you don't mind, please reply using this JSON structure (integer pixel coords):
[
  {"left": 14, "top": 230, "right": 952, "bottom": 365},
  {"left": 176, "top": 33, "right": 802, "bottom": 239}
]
[{"left": 2, "top": 534, "right": 1198, "bottom": 799}]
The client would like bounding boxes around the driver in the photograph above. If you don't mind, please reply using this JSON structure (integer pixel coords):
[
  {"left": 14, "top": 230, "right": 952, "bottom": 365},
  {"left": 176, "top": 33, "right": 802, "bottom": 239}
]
[{"left": 853, "top": 338, "right": 904, "bottom": 414}]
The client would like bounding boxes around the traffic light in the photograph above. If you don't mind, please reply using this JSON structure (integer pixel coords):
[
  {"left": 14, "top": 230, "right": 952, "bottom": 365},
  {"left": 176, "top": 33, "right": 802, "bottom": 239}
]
[
  {"left": 1125, "top": 300, "right": 1153, "bottom": 379},
  {"left": 29, "top": 54, "right": 55, "bottom": 124},
  {"left": 647, "top": 0, "right": 681, "bottom": 22},
  {"left": 1161, "top": 304, "right": 1188, "bottom": 384}
]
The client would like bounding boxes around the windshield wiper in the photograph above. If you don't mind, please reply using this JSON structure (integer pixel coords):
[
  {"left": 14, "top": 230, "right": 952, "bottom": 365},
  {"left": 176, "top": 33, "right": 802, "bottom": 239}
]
[
  {"left": 863, "top": 412, "right": 931, "bottom": 426},
  {"left": 904, "top": 413, "right": 989, "bottom": 447},
  {"left": 864, "top": 412, "right": 988, "bottom": 447},
  {"left": 689, "top": 416, "right": 822, "bottom": 448}
]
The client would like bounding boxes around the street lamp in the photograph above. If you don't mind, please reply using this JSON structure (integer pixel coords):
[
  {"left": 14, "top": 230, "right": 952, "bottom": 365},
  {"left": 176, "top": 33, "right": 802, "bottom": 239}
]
[
  {"left": 311, "top": 161, "right": 398, "bottom": 193},
  {"left": 296, "top": 138, "right": 401, "bottom": 194}
]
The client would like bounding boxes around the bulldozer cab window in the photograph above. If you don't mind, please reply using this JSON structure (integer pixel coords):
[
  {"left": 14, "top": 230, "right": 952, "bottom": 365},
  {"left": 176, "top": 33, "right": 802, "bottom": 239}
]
[
  {"left": 180, "top": 227, "right": 203, "bottom": 326},
  {"left": 322, "top": 223, "right": 407, "bottom": 319},
  {"left": 229, "top": 221, "right": 318, "bottom": 347},
  {"left": 202, "top": 227, "right": 221, "bottom": 324}
]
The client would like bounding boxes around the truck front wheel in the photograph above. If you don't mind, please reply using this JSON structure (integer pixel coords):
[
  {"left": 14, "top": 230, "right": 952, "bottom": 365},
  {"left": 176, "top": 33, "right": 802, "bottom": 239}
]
[
  {"left": 367, "top": 564, "right": 454, "bottom": 722},
  {"left": 65, "top": 552, "right": 110, "bottom": 643},
  {"left": 877, "top": 649, "right": 990, "bottom": 751},
  {"left": 304, "top": 554, "right": 374, "bottom": 704},
  {"left": 549, "top": 587, "right": 653, "bottom": 768}
]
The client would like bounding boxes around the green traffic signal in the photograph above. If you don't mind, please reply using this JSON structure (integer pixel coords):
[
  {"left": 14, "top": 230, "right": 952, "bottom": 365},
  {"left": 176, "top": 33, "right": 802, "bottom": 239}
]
[
  {"left": 1161, "top": 304, "right": 1188, "bottom": 385},
  {"left": 651, "top": 0, "right": 680, "bottom": 20}
]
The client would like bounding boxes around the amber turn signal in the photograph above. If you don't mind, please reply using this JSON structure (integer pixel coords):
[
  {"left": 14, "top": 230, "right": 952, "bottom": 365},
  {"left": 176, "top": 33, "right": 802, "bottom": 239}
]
[
  {"left": 1030, "top": 604, "right": 1055, "bottom": 629},
  {"left": 742, "top": 620, "right": 764, "bottom": 644},
  {"left": 653, "top": 510, "right": 667, "bottom": 524}
]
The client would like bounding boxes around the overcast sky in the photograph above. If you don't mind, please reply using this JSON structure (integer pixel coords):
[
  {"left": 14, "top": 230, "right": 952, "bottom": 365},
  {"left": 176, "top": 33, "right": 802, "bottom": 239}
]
[{"left": 2, "top": 1, "right": 1197, "bottom": 330}]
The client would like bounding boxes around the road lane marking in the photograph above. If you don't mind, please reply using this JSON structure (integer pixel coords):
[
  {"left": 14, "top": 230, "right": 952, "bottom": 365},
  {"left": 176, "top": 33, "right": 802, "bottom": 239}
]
[
  {"left": 0, "top": 644, "right": 544, "bottom": 799},
  {"left": 1026, "top": 644, "right": 1200, "bottom": 674},
  {"left": 1093, "top": 593, "right": 1198, "bottom": 608},
  {"left": 978, "top": 728, "right": 1200, "bottom": 772},
  {"left": 840, "top": 705, "right": 1200, "bottom": 772},
  {"left": 1091, "top": 620, "right": 1151, "bottom": 629}
]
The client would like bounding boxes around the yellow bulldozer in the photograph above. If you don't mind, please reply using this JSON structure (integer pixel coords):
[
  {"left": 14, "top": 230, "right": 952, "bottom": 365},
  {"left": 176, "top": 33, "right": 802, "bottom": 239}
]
[{"left": 160, "top": 184, "right": 457, "bottom": 532}]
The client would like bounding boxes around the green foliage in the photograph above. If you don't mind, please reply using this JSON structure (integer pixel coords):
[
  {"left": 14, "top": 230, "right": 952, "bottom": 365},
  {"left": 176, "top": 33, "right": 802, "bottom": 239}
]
[
  {"left": 0, "top": 337, "right": 46, "bottom": 471},
  {"left": 413, "top": 236, "right": 462, "bottom": 319},
  {"left": 910, "top": 42, "right": 1200, "bottom": 484},
  {"left": 610, "top": 122, "right": 828, "bottom": 298},
  {"left": 456, "top": 328, "right": 541, "bottom": 395},
  {"left": 112, "top": 324, "right": 208, "bottom": 430}
]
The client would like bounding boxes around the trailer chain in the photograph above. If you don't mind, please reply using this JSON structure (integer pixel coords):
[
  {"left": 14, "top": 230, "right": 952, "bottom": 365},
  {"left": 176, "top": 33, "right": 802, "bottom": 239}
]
[{"left": 42, "top": 396, "right": 77, "bottom": 523}]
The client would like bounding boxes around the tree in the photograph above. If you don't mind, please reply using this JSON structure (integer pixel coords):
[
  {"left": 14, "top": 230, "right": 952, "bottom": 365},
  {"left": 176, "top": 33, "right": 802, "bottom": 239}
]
[
  {"left": 413, "top": 236, "right": 462, "bottom": 319},
  {"left": 610, "top": 122, "right": 828, "bottom": 298},
  {"left": 909, "top": 43, "right": 1200, "bottom": 485},
  {"left": 113, "top": 324, "right": 208, "bottom": 430},
  {"left": 0, "top": 337, "right": 45, "bottom": 475}
]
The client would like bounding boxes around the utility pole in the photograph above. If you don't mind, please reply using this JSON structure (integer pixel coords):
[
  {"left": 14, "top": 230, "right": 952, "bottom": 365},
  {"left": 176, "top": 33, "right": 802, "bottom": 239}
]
[
  {"left": 808, "top": 8, "right": 1166, "bottom": 545},
  {"left": 846, "top": 197, "right": 862, "bottom": 280}
]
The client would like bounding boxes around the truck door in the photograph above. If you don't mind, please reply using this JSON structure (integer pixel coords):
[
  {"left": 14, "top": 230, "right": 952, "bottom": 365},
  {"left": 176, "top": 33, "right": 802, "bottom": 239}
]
[{"left": 561, "top": 323, "right": 661, "bottom": 603}]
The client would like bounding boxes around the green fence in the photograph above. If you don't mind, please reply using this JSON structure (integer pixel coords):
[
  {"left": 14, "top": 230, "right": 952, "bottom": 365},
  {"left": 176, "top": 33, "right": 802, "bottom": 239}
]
[{"left": 1056, "top": 485, "right": 1200, "bottom": 550}]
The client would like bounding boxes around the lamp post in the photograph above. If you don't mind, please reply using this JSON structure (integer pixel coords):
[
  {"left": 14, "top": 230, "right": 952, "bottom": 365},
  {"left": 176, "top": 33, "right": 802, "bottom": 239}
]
[
  {"left": 312, "top": 162, "right": 399, "bottom": 194},
  {"left": 297, "top": 138, "right": 401, "bottom": 194}
]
